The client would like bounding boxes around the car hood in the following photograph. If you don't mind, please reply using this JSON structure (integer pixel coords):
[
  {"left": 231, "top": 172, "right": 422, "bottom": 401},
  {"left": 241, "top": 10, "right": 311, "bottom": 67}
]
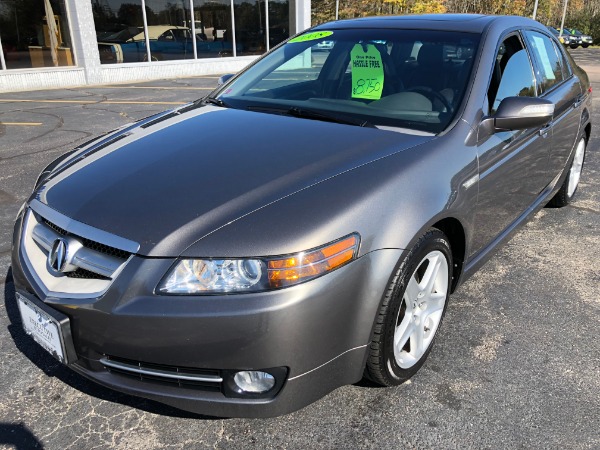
[{"left": 35, "top": 106, "right": 433, "bottom": 256}]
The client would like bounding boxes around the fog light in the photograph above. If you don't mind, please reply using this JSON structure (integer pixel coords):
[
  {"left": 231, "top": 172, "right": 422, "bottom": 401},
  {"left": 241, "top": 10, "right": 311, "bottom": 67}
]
[{"left": 233, "top": 371, "right": 276, "bottom": 393}]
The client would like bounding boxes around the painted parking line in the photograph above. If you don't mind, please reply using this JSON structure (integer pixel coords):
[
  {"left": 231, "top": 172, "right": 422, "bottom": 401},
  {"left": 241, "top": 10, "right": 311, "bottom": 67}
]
[
  {"left": 0, "top": 122, "right": 43, "bottom": 126},
  {"left": 0, "top": 99, "right": 186, "bottom": 105}
]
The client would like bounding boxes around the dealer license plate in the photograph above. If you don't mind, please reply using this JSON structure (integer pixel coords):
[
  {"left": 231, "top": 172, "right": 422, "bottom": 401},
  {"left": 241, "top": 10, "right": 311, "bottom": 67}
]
[{"left": 17, "top": 293, "right": 66, "bottom": 363}]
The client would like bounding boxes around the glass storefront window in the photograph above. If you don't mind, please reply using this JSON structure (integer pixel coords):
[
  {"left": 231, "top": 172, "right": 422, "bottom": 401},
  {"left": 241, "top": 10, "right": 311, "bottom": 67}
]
[
  {"left": 194, "top": 0, "right": 234, "bottom": 58},
  {"left": 268, "top": 0, "right": 289, "bottom": 48},
  {"left": 234, "top": 0, "right": 267, "bottom": 56},
  {"left": 90, "top": 0, "right": 289, "bottom": 65},
  {"left": 144, "top": 0, "right": 194, "bottom": 61},
  {"left": 92, "top": 0, "right": 146, "bottom": 64},
  {"left": 0, "top": 0, "right": 75, "bottom": 69}
]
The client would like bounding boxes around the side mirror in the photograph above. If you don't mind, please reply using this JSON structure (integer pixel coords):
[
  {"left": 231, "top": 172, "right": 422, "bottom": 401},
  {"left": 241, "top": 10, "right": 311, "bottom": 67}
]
[
  {"left": 480, "top": 96, "right": 554, "bottom": 136},
  {"left": 217, "top": 74, "right": 234, "bottom": 86}
]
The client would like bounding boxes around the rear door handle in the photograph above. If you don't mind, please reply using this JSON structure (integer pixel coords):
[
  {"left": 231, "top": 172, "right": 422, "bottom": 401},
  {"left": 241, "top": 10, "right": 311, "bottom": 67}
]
[{"left": 573, "top": 95, "right": 584, "bottom": 108}]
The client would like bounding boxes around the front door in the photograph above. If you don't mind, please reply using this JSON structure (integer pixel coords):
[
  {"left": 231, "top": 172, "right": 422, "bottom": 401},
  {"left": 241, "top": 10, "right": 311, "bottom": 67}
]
[{"left": 470, "top": 33, "right": 552, "bottom": 257}]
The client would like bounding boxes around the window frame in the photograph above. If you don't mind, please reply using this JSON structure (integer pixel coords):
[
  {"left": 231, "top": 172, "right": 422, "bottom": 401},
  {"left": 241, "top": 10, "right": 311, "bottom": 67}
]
[{"left": 485, "top": 31, "right": 538, "bottom": 115}]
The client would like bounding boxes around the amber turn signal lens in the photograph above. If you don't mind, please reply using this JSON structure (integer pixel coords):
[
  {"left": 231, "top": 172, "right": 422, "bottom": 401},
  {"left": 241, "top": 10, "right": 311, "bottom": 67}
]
[{"left": 267, "top": 234, "right": 359, "bottom": 288}]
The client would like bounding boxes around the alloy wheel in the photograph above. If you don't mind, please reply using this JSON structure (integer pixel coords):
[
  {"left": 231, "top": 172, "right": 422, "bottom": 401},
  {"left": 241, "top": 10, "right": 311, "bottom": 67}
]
[
  {"left": 393, "top": 250, "right": 449, "bottom": 369},
  {"left": 567, "top": 138, "right": 586, "bottom": 198}
]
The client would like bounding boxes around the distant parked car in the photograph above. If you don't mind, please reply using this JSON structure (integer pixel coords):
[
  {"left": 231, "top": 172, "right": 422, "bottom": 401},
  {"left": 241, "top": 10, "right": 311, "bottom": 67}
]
[
  {"left": 565, "top": 28, "right": 593, "bottom": 48},
  {"left": 315, "top": 40, "right": 334, "bottom": 50},
  {"left": 547, "top": 26, "right": 574, "bottom": 47},
  {"left": 562, "top": 29, "right": 582, "bottom": 49}
]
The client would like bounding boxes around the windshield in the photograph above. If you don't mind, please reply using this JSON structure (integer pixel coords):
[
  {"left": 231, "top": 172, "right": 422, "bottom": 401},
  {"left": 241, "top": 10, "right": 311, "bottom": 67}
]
[{"left": 216, "top": 28, "right": 479, "bottom": 133}]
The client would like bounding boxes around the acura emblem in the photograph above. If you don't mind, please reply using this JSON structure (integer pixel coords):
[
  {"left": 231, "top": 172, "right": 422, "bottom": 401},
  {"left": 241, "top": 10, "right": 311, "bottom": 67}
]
[{"left": 48, "top": 238, "right": 68, "bottom": 274}]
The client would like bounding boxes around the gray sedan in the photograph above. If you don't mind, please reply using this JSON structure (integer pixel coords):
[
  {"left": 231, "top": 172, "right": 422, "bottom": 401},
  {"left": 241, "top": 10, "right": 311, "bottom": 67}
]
[{"left": 11, "top": 14, "right": 591, "bottom": 418}]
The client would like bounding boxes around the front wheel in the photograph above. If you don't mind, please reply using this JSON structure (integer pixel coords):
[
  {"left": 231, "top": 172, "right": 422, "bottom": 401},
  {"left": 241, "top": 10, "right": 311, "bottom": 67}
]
[
  {"left": 365, "top": 228, "right": 452, "bottom": 386},
  {"left": 548, "top": 136, "right": 587, "bottom": 207}
]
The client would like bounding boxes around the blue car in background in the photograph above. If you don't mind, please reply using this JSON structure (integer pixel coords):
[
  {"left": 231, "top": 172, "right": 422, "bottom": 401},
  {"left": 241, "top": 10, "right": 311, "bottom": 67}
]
[{"left": 98, "top": 26, "right": 239, "bottom": 63}]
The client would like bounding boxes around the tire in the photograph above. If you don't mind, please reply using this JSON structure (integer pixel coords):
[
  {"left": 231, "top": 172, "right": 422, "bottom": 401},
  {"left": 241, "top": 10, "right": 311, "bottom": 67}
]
[
  {"left": 570, "top": 44, "right": 579, "bottom": 49},
  {"left": 583, "top": 44, "right": 589, "bottom": 48},
  {"left": 365, "top": 228, "right": 452, "bottom": 386},
  {"left": 548, "top": 136, "right": 587, "bottom": 207}
]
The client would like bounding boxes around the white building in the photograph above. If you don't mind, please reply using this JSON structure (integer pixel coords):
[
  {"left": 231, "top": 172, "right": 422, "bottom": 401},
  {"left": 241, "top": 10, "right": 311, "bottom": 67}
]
[{"left": 0, "top": 0, "right": 311, "bottom": 92}]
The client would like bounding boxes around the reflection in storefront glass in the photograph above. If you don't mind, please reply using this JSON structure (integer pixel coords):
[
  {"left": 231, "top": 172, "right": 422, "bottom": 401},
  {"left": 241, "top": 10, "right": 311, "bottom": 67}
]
[
  {"left": 89, "top": 0, "right": 289, "bottom": 65},
  {"left": 234, "top": 0, "right": 267, "bottom": 56},
  {"left": 0, "top": 0, "right": 75, "bottom": 69},
  {"left": 194, "top": 0, "right": 234, "bottom": 58},
  {"left": 268, "top": 0, "right": 289, "bottom": 49},
  {"left": 92, "top": 0, "right": 146, "bottom": 64},
  {"left": 144, "top": 0, "right": 194, "bottom": 61}
]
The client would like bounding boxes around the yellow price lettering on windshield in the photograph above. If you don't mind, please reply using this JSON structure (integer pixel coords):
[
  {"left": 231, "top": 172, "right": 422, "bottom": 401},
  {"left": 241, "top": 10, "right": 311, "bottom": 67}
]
[
  {"left": 350, "top": 44, "right": 384, "bottom": 100},
  {"left": 288, "top": 31, "right": 333, "bottom": 43}
]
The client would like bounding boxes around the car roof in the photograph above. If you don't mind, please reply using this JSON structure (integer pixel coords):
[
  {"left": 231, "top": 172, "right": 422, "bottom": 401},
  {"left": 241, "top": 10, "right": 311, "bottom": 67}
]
[{"left": 314, "top": 14, "right": 542, "bottom": 34}]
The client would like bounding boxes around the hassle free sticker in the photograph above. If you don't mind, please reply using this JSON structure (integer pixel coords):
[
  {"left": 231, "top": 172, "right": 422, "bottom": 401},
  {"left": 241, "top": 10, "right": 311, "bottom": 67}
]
[{"left": 350, "top": 44, "right": 384, "bottom": 100}]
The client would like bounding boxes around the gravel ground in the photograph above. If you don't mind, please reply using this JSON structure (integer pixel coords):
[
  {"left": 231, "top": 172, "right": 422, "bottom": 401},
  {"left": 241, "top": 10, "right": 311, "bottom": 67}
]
[{"left": 0, "top": 49, "right": 598, "bottom": 449}]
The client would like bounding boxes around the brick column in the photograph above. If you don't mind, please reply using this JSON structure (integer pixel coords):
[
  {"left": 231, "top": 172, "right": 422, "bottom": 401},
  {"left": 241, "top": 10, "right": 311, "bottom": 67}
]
[{"left": 65, "top": 0, "right": 102, "bottom": 84}]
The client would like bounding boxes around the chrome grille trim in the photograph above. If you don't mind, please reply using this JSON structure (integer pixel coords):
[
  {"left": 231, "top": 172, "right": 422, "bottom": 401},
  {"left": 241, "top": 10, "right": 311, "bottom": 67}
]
[
  {"left": 71, "top": 249, "right": 123, "bottom": 278},
  {"left": 100, "top": 358, "right": 223, "bottom": 383},
  {"left": 31, "top": 214, "right": 127, "bottom": 278},
  {"left": 31, "top": 222, "right": 125, "bottom": 278},
  {"left": 20, "top": 205, "right": 138, "bottom": 298},
  {"left": 29, "top": 199, "right": 140, "bottom": 254}
]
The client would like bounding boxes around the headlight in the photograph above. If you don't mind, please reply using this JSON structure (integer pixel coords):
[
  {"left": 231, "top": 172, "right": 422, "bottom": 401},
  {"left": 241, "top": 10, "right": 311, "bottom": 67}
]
[{"left": 158, "top": 234, "right": 360, "bottom": 295}]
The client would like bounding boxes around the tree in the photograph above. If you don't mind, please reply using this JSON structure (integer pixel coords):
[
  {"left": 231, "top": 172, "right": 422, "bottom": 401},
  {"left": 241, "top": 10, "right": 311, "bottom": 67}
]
[{"left": 312, "top": 0, "right": 600, "bottom": 44}]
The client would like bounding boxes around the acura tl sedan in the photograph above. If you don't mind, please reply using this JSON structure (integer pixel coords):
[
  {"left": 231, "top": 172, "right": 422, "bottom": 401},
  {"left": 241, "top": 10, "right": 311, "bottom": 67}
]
[{"left": 12, "top": 14, "right": 591, "bottom": 418}]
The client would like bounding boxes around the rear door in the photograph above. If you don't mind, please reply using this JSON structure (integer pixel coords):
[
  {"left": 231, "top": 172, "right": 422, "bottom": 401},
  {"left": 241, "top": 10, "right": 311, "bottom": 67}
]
[{"left": 522, "top": 30, "right": 581, "bottom": 178}]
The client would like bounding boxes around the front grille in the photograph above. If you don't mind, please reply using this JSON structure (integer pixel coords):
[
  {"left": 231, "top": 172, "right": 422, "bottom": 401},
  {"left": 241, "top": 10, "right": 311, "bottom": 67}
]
[
  {"left": 101, "top": 356, "right": 223, "bottom": 391},
  {"left": 43, "top": 218, "right": 67, "bottom": 236},
  {"left": 22, "top": 201, "right": 139, "bottom": 298},
  {"left": 79, "top": 237, "right": 131, "bottom": 260},
  {"left": 42, "top": 218, "right": 130, "bottom": 260},
  {"left": 65, "top": 268, "right": 110, "bottom": 280}
]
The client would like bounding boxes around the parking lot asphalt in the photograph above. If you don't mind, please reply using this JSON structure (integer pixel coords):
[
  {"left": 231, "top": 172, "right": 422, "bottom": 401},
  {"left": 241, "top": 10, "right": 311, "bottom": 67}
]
[{"left": 0, "top": 49, "right": 599, "bottom": 449}]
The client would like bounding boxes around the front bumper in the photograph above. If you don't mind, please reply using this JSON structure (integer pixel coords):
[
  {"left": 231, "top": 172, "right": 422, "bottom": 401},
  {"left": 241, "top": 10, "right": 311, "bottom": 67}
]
[{"left": 11, "top": 208, "right": 402, "bottom": 417}]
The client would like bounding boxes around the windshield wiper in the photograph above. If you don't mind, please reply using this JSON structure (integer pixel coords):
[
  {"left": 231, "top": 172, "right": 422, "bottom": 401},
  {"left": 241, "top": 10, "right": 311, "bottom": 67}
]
[
  {"left": 247, "top": 105, "right": 376, "bottom": 128},
  {"left": 203, "top": 96, "right": 229, "bottom": 107},
  {"left": 287, "top": 107, "right": 376, "bottom": 128}
]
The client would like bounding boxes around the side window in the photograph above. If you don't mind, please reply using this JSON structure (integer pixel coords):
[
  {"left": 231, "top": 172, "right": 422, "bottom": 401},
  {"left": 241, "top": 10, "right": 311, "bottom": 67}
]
[
  {"left": 488, "top": 35, "right": 536, "bottom": 114},
  {"left": 158, "top": 31, "right": 174, "bottom": 41},
  {"left": 523, "top": 30, "right": 564, "bottom": 94},
  {"left": 172, "top": 30, "right": 186, "bottom": 41}
]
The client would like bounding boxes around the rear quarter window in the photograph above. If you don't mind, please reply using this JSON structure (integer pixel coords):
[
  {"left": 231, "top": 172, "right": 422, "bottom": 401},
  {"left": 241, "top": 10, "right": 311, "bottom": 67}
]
[{"left": 523, "top": 30, "right": 565, "bottom": 94}]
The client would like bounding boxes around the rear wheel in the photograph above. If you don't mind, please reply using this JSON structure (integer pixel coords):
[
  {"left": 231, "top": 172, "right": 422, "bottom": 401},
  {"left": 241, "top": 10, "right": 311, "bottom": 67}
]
[
  {"left": 365, "top": 229, "right": 452, "bottom": 386},
  {"left": 548, "top": 136, "right": 587, "bottom": 207}
]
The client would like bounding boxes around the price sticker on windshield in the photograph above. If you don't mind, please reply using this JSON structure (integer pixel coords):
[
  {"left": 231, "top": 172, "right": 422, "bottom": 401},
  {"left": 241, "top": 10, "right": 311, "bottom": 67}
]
[
  {"left": 289, "top": 31, "right": 333, "bottom": 43},
  {"left": 351, "top": 44, "right": 384, "bottom": 100}
]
